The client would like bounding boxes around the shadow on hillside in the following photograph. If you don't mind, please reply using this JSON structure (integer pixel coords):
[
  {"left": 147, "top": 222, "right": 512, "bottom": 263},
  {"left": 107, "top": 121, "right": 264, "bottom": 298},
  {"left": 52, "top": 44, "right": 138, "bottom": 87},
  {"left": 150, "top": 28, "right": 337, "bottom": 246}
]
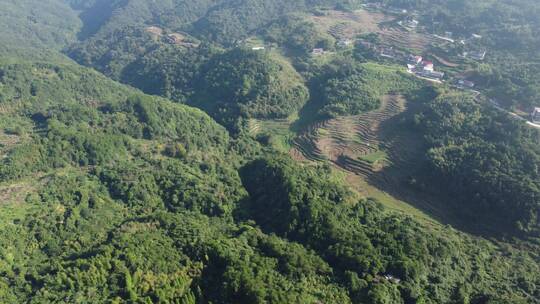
[
  {"left": 289, "top": 92, "right": 326, "bottom": 134},
  {"left": 74, "top": 0, "right": 117, "bottom": 40},
  {"left": 364, "top": 102, "right": 505, "bottom": 239}
]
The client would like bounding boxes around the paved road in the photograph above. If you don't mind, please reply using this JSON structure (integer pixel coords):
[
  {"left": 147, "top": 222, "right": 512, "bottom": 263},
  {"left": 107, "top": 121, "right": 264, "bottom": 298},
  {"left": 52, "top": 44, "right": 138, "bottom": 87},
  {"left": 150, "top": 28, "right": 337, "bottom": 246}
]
[{"left": 487, "top": 99, "right": 540, "bottom": 129}]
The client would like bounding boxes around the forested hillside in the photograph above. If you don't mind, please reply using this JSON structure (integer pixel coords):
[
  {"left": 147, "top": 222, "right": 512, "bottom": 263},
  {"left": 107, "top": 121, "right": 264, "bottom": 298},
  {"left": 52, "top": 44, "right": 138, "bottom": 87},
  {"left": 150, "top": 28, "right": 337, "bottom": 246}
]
[
  {"left": 65, "top": 0, "right": 363, "bottom": 43},
  {"left": 195, "top": 49, "right": 309, "bottom": 123},
  {"left": 0, "top": 0, "right": 80, "bottom": 60},
  {"left": 1, "top": 0, "right": 540, "bottom": 303},
  {"left": 414, "top": 91, "right": 540, "bottom": 236}
]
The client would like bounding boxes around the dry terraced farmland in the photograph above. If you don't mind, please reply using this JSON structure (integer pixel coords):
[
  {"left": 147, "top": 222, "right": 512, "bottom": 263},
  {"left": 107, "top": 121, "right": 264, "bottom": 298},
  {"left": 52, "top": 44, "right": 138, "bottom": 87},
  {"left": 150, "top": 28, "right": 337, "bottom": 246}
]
[
  {"left": 290, "top": 95, "right": 461, "bottom": 224},
  {"left": 310, "top": 9, "right": 435, "bottom": 53},
  {"left": 291, "top": 95, "right": 404, "bottom": 176}
]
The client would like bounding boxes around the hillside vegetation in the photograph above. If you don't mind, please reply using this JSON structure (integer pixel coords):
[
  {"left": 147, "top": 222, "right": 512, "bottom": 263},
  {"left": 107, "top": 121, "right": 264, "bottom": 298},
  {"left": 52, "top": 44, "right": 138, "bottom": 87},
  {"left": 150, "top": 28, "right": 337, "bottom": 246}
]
[
  {"left": 195, "top": 49, "right": 309, "bottom": 122},
  {"left": 0, "top": 0, "right": 80, "bottom": 60},
  {"left": 1, "top": 0, "right": 540, "bottom": 303},
  {"left": 414, "top": 91, "right": 540, "bottom": 237},
  {"left": 309, "top": 58, "right": 422, "bottom": 118}
]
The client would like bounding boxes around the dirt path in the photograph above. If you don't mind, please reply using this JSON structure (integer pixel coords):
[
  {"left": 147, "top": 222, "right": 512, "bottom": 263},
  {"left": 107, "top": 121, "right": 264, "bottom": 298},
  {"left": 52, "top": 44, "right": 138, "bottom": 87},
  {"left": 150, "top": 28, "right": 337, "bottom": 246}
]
[{"left": 430, "top": 54, "right": 459, "bottom": 67}]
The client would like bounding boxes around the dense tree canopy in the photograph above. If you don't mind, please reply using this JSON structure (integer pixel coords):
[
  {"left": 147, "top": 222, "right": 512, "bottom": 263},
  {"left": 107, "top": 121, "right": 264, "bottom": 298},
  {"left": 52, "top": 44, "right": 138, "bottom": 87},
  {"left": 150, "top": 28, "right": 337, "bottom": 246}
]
[
  {"left": 2, "top": 0, "right": 540, "bottom": 303},
  {"left": 414, "top": 91, "right": 540, "bottom": 236},
  {"left": 195, "top": 48, "right": 309, "bottom": 122}
]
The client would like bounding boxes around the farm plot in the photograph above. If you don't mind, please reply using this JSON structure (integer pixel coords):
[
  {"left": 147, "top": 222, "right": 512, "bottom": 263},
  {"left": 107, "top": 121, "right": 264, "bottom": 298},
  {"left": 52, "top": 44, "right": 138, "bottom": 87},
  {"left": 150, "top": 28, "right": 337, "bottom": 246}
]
[
  {"left": 291, "top": 94, "right": 405, "bottom": 176},
  {"left": 310, "top": 9, "right": 393, "bottom": 39},
  {"left": 310, "top": 9, "right": 435, "bottom": 53},
  {"left": 378, "top": 26, "right": 435, "bottom": 53},
  {"left": 290, "top": 95, "right": 463, "bottom": 225}
]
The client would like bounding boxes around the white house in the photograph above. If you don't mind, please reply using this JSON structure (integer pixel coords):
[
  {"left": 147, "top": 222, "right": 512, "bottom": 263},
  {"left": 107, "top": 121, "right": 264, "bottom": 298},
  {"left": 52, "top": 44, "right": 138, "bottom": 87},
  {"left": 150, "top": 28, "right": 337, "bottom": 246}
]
[
  {"left": 469, "top": 50, "right": 486, "bottom": 61},
  {"left": 337, "top": 39, "right": 353, "bottom": 48},
  {"left": 312, "top": 48, "right": 325, "bottom": 55},
  {"left": 421, "top": 61, "right": 434, "bottom": 71},
  {"left": 408, "top": 54, "right": 423, "bottom": 65},
  {"left": 458, "top": 79, "right": 475, "bottom": 88},
  {"left": 532, "top": 108, "right": 540, "bottom": 123}
]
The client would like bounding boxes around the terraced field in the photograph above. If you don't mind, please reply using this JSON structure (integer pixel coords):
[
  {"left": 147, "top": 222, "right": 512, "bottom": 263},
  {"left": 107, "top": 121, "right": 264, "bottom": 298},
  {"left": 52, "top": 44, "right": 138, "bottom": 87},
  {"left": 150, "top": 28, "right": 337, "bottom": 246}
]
[
  {"left": 291, "top": 95, "right": 405, "bottom": 173},
  {"left": 310, "top": 9, "right": 393, "bottom": 39},
  {"left": 310, "top": 8, "right": 435, "bottom": 54},
  {"left": 291, "top": 95, "right": 462, "bottom": 224},
  {"left": 378, "top": 27, "right": 435, "bottom": 53}
]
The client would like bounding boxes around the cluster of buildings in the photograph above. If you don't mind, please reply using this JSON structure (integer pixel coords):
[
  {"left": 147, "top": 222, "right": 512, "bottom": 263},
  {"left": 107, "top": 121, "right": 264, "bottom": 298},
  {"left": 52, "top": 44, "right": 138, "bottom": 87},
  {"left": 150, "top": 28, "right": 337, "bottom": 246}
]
[
  {"left": 406, "top": 55, "right": 444, "bottom": 81},
  {"left": 145, "top": 26, "right": 200, "bottom": 48}
]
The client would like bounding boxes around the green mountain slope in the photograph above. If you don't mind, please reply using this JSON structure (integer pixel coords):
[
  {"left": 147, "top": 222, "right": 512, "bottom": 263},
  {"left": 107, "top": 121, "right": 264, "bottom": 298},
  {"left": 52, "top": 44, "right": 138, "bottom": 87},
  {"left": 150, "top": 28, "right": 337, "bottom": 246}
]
[
  {"left": 65, "top": 0, "right": 363, "bottom": 43},
  {"left": 1, "top": 0, "right": 540, "bottom": 303},
  {"left": 1, "top": 55, "right": 538, "bottom": 304}
]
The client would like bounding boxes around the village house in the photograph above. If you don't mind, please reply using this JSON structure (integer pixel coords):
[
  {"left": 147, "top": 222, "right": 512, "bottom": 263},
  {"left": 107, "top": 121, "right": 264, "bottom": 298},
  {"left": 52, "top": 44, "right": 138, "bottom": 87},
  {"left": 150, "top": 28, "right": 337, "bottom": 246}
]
[
  {"left": 532, "top": 108, "right": 540, "bottom": 123},
  {"left": 457, "top": 79, "right": 475, "bottom": 88},
  {"left": 420, "top": 69, "right": 444, "bottom": 80},
  {"left": 380, "top": 47, "right": 395, "bottom": 58},
  {"left": 403, "top": 18, "right": 419, "bottom": 29},
  {"left": 362, "top": 3, "right": 382, "bottom": 10},
  {"left": 386, "top": 7, "right": 408, "bottom": 15},
  {"left": 251, "top": 46, "right": 265, "bottom": 51},
  {"left": 469, "top": 50, "right": 486, "bottom": 61},
  {"left": 337, "top": 39, "right": 353, "bottom": 48},
  {"left": 383, "top": 274, "right": 401, "bottom": 284},
  {"left": 408, "top": 54, "right": 423, "bottom": 65},
  {"left": 421, "top": 60, "right": 434, "bottom": 72},
  {"left": 145, "top": 26, "right": 163, "bottom": 36},
  {"left": 312, "top": 48, "right": 325, "bottom": 56},
  {"left": 165, "top": 33, "right": 184, "bottom": 44},
  {"left": 407, "top": 59, "right": 444, "bottom": 81}
]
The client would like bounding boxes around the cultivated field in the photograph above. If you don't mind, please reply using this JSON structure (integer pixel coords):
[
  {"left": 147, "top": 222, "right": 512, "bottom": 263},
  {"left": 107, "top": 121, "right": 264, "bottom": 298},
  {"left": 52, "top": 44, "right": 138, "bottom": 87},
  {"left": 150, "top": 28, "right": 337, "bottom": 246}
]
[
  {"left": 290, "top": 95, "right": 472, "bottom": 228},
  {"left": 310, "top": 9, "right": 393, "bottom": 39},
  {"left": 310, "top": 9, "right": 435, "bottom": 54}
]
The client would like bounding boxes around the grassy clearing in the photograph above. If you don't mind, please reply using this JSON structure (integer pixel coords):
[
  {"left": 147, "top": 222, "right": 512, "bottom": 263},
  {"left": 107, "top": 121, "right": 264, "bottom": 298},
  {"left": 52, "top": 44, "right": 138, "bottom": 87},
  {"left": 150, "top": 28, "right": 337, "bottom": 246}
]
[
  {"left": 359, "top": 150, "right": 387, "bottom": 164},
  {"left": 250, "top": 115, "right": 298, "bottom": 153},
  {"left": 0, "top": 176, "right": 42, "bottom": 229},
  {"left": 342, "top": 172, "right": 440, "bottom": 227},
  {"left": 0, "top": 178, "right": 36, "bottom": 205},
  {"left": 0, "top": 202, "right": 29, "bottom": 225}
]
